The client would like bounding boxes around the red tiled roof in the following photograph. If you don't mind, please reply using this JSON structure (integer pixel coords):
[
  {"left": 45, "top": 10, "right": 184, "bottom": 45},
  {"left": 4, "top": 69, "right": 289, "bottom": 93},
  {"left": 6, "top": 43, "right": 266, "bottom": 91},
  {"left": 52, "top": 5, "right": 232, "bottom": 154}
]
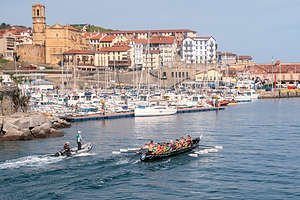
[
  {"left": 194, "top": 36, "right": 211, "bottom": 40},
  {"left": 250, "top": 62, "right": 300, "bottom": 73},
  {"left": 68, "top": 26, "right": 81, "bottom": 32},
  {"left": 83, "top": 32, "right": 100, "bottom": 38},
  {"left": 130, "top": 38, "right": 148, "bottom": 44},
  {"left": 63, "top": 49, "right": 95, "bottom": 54},
  {"left": 90, "top": 33, "right": 105, "bottom": 40},
  {"left": 150, "top": 36, "right": 175, "bottom": 44},
  {"left": 238, "top": 56, "right": 252, "bottom": 60},
  {"left": 102, "top": 29, "right": 196, "bottom": 34},
  {"left": 98, "top": 46, "right": 131, "bottom": 52},
  {"left": 100, "top": 35, "right": 117, "bottom": 42}
]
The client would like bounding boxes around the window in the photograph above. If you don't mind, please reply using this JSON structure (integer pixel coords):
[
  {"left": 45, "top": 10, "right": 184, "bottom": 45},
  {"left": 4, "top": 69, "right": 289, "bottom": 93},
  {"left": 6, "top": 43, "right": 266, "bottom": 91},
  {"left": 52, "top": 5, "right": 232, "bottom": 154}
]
[
  {"left": 37, "top": 9, "right": 39, "bottom": 16},
  {"left": 179, "top": 72, "right": 181, "bottom": 78},
  {"left": 175, "top": 72, "right": 178, "bottom": 78},
  {"left": 171, "top": 72, "right": 174, "bottom": 77},
  {"left": 182, "top": 72, "right": 185, "bottom": 78}
]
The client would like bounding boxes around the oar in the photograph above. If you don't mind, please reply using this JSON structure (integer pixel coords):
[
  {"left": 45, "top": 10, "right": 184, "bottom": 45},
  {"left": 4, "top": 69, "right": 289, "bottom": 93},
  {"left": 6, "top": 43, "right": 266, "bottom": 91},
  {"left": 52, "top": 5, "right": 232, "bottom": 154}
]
[{"left": 112, "top": 147, "right": 143, "bottom": 155}]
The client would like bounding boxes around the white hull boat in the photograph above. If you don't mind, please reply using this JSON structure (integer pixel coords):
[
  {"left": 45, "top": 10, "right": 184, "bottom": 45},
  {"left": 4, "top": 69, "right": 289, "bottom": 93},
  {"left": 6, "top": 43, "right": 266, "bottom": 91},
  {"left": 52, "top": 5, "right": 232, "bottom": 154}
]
[{"left": 134, "top": 105, "right": 177, "bottom": 117}]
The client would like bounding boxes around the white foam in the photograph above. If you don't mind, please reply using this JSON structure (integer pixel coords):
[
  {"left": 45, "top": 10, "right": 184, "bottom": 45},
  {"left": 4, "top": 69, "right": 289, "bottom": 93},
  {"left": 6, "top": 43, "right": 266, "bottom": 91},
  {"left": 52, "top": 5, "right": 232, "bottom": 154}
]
[
  {"left": 195, "top": 149, "right": 209, "bottom": 154},
  {"left": 72, "top": 152, "right": 96, "bottom": 157},
  {"left": 120, "top": 149, "right": 128, "bottom": 152},
  {"left": 188, "top": 153, "right": 198, "bottom": 157},
  {"left": 128, "top": 148, "right": 140, "bottom": 151},
  {"left": 0, "top": 155, "right": 63, "bottom": 170},
  {"left": 112, "top": 151, "right": 121, "bottom": 155},
  {"left": 215, "top": 145, "right": 223, "bottom": 149},
  {"left": 207, "top": 148, "right": 219, "bottom": 153}
]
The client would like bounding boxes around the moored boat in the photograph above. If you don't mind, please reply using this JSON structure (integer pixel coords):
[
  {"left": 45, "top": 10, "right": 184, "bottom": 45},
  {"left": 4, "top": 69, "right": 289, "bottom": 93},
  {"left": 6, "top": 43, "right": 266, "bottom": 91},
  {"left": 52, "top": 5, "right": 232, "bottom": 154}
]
[
  {"left": 134, "top": 105, "right": 177, "bottom": 117},
  {"left": 139, "top": 137, "right": 200, "bottom": 162}
]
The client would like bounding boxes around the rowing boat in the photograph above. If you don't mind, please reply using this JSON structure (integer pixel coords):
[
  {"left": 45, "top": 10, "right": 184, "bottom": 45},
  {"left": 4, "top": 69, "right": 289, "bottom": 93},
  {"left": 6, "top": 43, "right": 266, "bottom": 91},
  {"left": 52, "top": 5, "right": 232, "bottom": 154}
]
[{"left": 139, "top": 137, "right": 200, "bottom": 162}]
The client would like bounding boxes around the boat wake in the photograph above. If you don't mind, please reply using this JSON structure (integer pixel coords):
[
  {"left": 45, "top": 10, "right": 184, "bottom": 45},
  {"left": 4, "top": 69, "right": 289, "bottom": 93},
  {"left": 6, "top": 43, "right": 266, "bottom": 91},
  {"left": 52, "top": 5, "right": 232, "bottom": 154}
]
[
  {"left": 0, "top": 155, "right": 64, "bottom": 170},
  {"left": 72, "top": 152, "right": 97, "bottom": 157},
  {"left": 189, "top": 145, "right": 223, "bottom": 157}
]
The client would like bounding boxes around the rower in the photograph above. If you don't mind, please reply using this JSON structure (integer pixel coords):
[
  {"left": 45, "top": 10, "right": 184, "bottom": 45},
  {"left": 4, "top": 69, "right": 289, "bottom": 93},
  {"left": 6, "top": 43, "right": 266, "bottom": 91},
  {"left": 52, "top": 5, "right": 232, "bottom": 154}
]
[
  {"left": 180, "top": 137, "right": 188, "bottom": 147},
  {"left": 187, "top": 135, "right": 193, "bottom": 146},
  {"left": 143, "top": 140, "right": 154, "bottom": 152}
]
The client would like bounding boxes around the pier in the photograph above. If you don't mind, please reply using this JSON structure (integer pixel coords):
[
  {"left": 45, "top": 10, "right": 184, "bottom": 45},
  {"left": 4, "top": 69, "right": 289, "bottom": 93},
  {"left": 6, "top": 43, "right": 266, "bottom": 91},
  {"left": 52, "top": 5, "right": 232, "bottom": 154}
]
[{"left": 63, "top": 107, "right": 225, "bottom": 122}]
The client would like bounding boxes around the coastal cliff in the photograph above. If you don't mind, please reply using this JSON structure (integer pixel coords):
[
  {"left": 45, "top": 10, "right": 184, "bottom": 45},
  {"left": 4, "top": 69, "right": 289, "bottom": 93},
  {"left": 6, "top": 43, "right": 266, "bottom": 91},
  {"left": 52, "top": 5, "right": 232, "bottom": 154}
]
[{"left": 0, "top": 113, "right": 71, "bottom": 141}]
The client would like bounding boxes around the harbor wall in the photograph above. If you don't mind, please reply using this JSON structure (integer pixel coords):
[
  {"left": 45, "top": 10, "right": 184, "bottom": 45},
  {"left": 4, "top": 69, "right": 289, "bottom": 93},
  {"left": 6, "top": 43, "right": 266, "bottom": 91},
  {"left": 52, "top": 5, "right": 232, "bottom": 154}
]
[{"left": 258, "top": 89, "right": 300, "bottom": 99}]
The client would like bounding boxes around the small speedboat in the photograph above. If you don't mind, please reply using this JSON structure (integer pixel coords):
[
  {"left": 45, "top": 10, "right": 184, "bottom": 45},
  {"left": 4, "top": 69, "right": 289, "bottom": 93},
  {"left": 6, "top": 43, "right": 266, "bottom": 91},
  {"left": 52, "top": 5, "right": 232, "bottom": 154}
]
[{"left": 54, "top": 143, "right": 93, "bottom": 157}]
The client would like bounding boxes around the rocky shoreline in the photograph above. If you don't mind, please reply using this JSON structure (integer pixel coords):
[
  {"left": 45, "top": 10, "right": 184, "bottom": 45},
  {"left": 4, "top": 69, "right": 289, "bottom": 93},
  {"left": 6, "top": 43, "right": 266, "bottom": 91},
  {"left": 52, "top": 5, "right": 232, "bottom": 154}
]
[{"left": 0, "top": 113, "right": 71, "bottom": 141}]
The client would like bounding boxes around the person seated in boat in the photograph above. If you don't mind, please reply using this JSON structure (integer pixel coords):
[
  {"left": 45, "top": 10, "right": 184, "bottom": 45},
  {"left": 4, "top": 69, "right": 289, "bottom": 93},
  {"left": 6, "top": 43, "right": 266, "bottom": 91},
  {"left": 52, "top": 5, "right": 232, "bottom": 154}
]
[
  {"left": 154, "top": 143, "right": 163, "bottom": 154},
  {"left": 63, "top": 142, "right": 71, "bottom": 156},
  {"left": 170, "top": 140, "right": 176, "bottom": 151},
  {"left": 187, "top": 135, "right": 193, "bottom": 146},
  {"left": 163, "top": 143, "right": 170, "bottom": 153},
  {"left": 143, "top": 140, "right": 154, "bottom": 152},
  {"left": 175, "top": 139, "right": 182, "bottom": 149},
  {"left": 166, "top": 143, "right": 172, "bottom": 152},
  {"left": 180, "top": 137, "right": 188, "bottom": 148}
]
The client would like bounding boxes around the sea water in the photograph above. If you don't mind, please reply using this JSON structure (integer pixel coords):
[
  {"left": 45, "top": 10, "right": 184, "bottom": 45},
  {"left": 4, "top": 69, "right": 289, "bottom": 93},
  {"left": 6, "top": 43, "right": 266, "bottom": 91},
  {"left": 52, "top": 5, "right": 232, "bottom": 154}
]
[{"left": 0, "top": 98, "right": 300, "bottom": 199}]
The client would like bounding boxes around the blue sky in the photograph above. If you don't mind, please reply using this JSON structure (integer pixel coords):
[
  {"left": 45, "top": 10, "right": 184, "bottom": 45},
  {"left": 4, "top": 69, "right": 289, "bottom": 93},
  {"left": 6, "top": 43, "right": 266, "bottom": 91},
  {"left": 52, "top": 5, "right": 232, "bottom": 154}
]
[{"left": 1, "top": 0, "right": 300, "bottom": 63}]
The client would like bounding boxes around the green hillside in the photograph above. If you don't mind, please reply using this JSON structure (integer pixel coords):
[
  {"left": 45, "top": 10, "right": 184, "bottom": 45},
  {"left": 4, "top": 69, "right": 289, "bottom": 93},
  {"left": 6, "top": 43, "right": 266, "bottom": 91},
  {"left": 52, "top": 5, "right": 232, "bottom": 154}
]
[{"left": 70, "top": 24, "right": 116, "bottom": 32}]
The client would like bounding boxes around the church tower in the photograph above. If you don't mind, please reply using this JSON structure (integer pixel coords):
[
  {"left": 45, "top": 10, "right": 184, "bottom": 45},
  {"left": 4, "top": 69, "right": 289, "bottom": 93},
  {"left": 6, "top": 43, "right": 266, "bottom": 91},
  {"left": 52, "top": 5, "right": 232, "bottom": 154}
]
[{"left": 32, "top": 4, "right": 46, "bottom": 45}]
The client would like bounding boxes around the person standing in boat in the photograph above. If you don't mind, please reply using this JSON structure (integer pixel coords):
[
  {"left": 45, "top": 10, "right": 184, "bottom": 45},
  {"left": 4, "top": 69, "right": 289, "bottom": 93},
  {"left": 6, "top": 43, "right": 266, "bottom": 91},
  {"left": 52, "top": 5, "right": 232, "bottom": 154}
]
[{"left": 76, "top": 131, "right": 83, "bottom": 150}]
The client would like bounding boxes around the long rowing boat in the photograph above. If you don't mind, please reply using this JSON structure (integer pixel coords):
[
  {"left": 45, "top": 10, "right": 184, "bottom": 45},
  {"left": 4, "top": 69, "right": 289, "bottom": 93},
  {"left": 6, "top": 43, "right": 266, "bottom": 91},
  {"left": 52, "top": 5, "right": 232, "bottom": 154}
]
[{"left": 139, "top": 137, "right": 200, "bottom": 162}]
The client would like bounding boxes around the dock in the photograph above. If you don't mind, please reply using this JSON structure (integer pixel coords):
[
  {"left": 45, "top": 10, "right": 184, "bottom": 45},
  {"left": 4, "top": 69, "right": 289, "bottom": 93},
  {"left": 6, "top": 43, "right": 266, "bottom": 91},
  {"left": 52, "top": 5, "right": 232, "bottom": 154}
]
[{"left": 63, "top": 106, "right": 225, "bottom": 122}]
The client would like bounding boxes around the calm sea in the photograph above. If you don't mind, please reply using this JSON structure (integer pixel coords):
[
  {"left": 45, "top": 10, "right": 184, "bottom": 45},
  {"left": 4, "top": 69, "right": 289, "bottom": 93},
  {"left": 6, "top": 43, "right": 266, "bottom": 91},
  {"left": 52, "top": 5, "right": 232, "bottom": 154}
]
[{"left": 0, "top": 98, "right": 300, "bottom": 200}]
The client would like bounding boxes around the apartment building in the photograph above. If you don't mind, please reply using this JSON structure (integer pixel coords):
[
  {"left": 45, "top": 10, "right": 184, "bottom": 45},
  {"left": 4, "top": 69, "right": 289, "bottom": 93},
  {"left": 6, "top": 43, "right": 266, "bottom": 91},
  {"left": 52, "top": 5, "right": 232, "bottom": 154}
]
[
  {"left": 182, "top": 36, "right": 217, "bottom": 64},
  {"left": 0, "top": 32, "right": 16, "bottom": 60},
  {"left": 95, "top": 46, "right": 132, "bottom": 70}
]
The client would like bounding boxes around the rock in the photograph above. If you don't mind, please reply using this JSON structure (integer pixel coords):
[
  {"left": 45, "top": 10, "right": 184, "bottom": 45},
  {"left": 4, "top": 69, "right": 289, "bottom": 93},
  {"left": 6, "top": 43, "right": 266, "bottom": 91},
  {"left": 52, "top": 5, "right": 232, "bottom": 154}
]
[
  {"left": 31, "top": 122, "right": 51, "bottom": 138},
  {"left": 3, "top": 121, "right": 20, "bottom": 133},
  {"left": 0, "top": 113, "right": 70, "bottom": 141},
  {"left": 29, "top": 115, "right": 47, "bottom": 127},
  {"left": 13, "top": 117, "right": 31, "bottom": 130}
]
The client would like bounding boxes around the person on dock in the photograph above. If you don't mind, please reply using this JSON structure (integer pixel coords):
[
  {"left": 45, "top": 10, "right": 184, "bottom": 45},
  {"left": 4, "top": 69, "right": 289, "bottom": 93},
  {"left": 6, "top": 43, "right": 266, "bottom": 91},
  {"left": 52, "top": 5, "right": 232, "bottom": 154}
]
[{"left": 76, "top": 131, "right": 82, "bottom": 150}]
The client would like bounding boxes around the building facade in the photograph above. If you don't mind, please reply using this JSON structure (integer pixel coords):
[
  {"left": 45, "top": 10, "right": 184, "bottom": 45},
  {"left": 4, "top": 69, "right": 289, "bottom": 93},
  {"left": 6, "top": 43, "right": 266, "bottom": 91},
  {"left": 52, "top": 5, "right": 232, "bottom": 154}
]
[
  {"left": 95, "top": 46, "right": 132, "bottom": 70},
  {"left": 0, "top": 32, "right": 16, "bottom": 60},
  {"left": 182, "top": 36, "right": 217, "bottom": 64}
]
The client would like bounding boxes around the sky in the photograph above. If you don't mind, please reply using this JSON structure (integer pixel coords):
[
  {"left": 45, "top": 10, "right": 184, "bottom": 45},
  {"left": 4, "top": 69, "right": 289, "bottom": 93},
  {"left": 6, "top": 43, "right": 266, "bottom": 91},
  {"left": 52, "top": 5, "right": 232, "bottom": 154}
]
[{"left": 1, "top": 0, "right": 300, "bottom": 63}]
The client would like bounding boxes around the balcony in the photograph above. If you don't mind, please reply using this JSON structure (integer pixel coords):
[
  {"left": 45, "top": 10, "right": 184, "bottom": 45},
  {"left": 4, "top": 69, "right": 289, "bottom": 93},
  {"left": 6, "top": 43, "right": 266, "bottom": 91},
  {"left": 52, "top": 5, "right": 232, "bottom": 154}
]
[{"left": 108, "top": 60, "right": 131, "bottom": 67}]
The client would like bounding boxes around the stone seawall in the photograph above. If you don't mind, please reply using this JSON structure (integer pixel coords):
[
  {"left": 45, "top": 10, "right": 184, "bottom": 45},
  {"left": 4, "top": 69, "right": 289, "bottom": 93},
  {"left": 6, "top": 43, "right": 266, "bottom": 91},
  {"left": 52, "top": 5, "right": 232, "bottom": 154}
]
[{"left": 258, "top": 89, "right": 300, "bottom": 99}]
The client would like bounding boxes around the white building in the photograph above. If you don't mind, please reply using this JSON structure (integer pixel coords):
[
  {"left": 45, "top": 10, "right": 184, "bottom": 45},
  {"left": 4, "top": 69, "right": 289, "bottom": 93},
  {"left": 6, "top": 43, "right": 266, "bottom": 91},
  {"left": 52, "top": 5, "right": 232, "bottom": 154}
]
[
  {"left": 182, "top": 36, "right": 217, "bottom": 64},
  {"left": 128, "top": 39, "right": 147, "bottom": 67}
]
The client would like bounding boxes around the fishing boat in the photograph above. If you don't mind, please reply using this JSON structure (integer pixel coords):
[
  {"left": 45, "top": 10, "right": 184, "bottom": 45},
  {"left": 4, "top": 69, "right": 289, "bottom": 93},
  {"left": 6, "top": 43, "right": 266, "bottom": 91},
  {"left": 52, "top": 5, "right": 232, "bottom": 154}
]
[
  {"left": 54, "top": 143, "right": 93, "bottom": 157},
  {"left": 139, "top": 137, "right": 200, "bottom": 162}
]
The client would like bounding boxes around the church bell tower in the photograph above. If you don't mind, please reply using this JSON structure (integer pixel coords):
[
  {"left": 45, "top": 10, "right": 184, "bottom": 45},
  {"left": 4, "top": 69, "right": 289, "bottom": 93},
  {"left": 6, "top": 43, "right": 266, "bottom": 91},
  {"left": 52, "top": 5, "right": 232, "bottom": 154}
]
[{"left": 32, "top": 4, "right": 46, "bottom": 45}]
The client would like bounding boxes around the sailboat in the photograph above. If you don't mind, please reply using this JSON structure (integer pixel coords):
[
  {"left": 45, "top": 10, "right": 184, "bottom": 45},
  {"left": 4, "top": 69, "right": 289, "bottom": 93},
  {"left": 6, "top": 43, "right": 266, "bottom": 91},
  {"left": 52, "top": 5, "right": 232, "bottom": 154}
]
[{"left": 134, "top": 32, "right": 177, "bottom": 117}]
